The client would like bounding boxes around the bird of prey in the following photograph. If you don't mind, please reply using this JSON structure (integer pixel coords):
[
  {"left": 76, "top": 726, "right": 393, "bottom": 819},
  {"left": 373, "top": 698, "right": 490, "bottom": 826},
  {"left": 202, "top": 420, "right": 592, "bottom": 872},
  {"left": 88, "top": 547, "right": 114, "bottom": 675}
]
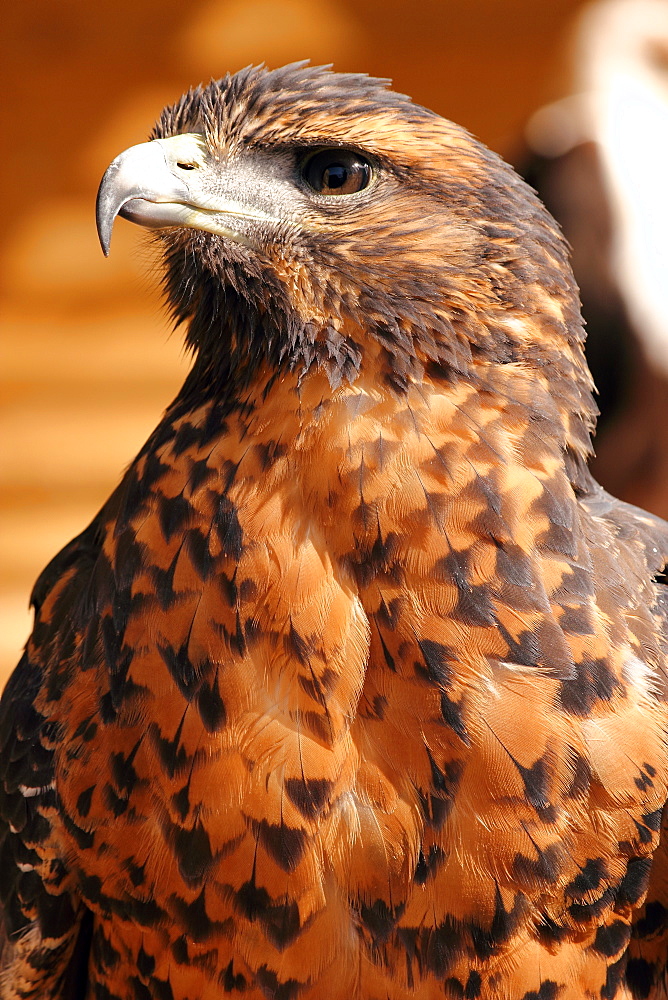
[{"left": 1, "top": 63, "right": 668, "bottom": 1000}]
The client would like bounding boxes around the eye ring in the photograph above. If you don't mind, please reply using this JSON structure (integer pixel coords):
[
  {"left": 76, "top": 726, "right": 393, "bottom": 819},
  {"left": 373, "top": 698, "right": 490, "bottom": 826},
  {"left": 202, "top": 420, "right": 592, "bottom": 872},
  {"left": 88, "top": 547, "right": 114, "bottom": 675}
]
[{"left": 301, "top": 148, "right": 373, "bottom": 196}]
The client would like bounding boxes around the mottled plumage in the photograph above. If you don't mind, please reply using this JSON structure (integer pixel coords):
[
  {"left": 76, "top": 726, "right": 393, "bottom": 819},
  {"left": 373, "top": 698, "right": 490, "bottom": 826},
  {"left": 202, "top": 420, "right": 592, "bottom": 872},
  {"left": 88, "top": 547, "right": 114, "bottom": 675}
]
[{"left": 1, "top": 63, "right": 668, "bottom": 1000}]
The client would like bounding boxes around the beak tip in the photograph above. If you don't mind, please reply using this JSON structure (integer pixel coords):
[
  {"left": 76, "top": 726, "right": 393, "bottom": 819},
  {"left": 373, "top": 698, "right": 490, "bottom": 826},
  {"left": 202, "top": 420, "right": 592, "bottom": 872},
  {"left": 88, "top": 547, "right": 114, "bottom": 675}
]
[
  {"left": 96, "top": 220, "right": 112, "bottom": 257},
  {"left": 96, "top": 159, "right": 123, "bottom": 258}
]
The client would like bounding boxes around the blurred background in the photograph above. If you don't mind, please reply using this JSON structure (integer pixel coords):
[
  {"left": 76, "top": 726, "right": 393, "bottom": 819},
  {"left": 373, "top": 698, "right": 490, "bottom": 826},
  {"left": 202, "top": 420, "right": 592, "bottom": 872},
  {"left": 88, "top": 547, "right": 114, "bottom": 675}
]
[{"left": 2, "top": 0, "right": 667, "bottom": 686}]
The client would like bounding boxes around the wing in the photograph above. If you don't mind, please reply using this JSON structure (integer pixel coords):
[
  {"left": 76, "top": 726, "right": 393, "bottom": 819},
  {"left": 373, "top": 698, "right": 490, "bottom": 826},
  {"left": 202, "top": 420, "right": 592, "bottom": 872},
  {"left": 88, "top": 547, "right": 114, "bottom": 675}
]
[
  {"left": 0, "top": 518, "right": 105, "bottom": 998},
  {"left": 629, "top": 800, "right": 668, "bottom": 999},
  {"left": 621, "top": 525, "right": 668, "bottom": 997},
  {"left": 582, "top": 486, "right": 668, "bottom": 998}
]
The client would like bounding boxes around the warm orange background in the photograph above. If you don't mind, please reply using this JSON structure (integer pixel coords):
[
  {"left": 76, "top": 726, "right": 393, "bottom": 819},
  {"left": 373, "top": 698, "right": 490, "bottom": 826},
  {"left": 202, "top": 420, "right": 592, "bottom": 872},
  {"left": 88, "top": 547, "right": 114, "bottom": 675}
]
[{"left": 0, "top": 0, "right": 591, "bottom": 685}]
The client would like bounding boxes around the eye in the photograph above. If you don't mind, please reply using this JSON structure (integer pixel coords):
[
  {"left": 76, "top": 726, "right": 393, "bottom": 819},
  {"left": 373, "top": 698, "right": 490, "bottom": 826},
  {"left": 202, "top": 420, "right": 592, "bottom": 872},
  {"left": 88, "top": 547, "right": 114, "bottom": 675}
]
[{"left": 301, "top": 148, "right": 372, "bottom": 196}]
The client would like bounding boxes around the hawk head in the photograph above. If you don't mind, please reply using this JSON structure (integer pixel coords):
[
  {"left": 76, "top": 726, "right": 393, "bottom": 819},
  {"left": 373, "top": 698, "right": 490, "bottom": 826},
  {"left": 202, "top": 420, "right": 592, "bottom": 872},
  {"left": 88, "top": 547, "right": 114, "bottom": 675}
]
[{"left": 97, "top": 63, "right": 595, "bottom": 472}]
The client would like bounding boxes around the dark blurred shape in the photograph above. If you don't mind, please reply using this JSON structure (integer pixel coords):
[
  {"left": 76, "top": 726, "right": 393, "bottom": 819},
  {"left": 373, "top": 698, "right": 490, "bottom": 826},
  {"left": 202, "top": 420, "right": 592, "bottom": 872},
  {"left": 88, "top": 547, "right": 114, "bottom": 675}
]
[{"left": 522, "top": 0, "right": 668, "bottom": 517}]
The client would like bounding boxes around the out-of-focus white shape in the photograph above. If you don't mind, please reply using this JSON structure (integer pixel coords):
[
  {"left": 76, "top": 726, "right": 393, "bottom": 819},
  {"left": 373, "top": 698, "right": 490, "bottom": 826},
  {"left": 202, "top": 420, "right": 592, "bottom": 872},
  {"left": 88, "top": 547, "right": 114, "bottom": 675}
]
[
  {"left": 526, "top": 0, "right": 668, "bottom": 376},
  {"left": 525, "top": 95, "right": 592, "bottom": 158}
]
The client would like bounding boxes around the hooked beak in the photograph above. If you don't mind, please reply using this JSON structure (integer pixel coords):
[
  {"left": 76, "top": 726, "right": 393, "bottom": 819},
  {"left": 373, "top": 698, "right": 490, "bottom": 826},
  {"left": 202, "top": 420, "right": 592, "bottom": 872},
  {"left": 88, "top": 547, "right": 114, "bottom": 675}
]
[
  {"left": 96, "top": 134, "right": 205, "bottom": 255},
  {"left": 96, "top": 133, "right": 270, "bottom": 255}
]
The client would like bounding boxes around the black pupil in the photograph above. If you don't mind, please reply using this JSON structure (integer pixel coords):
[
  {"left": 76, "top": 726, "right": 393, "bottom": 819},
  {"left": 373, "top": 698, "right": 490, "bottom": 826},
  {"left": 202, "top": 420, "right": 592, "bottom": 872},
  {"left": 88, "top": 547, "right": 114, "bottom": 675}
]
[
  {"left": 303, "top": 149, "right": 371, "bottom": 195},
  {"left": 324, "top": 164, "right": 348, "bottom": 189}
]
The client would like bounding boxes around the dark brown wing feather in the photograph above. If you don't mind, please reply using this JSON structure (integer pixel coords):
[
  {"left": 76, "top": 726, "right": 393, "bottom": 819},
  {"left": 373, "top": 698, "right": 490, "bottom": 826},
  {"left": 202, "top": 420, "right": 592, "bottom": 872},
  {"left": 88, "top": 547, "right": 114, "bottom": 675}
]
[{"left": 0, "top": 514, "right": 109, "bottom": 997}]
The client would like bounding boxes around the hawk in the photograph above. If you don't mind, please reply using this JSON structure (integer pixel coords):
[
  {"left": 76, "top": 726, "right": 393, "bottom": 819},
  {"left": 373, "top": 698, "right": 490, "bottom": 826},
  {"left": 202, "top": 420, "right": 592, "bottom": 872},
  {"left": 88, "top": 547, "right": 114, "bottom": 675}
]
[{"left": 1, "top": 63, "right": 668, "bottom": 1000}]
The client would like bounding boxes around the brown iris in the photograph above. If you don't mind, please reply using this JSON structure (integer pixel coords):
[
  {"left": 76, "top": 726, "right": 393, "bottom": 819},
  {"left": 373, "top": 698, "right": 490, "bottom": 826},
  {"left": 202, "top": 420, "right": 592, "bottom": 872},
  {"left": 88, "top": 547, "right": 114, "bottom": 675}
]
[{"left": 302, "top": 148, "right": 372, "bottom": 195}]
